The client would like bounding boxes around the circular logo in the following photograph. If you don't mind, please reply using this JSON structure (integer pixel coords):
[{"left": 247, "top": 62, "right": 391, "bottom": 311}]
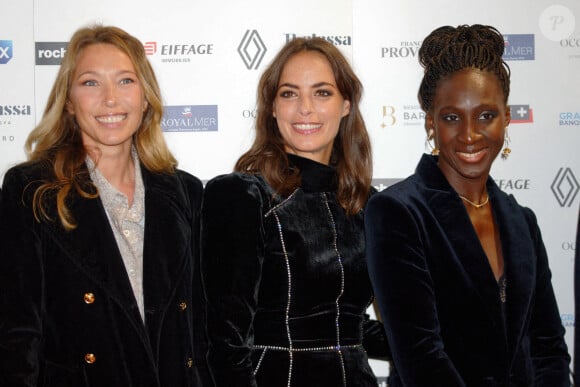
[{"left": 539, "top": 5, "right": 576, "bottom": 42}]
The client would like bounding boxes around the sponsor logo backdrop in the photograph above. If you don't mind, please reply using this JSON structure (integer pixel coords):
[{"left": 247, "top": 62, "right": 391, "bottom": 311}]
[{"left": 1, "top": 0, "right": 578, "bottom": 379}]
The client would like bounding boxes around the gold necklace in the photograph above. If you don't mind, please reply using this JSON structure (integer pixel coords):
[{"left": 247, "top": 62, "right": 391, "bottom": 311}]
[{"left": 459, "top": 194, "right": 489, "bottom": 209}]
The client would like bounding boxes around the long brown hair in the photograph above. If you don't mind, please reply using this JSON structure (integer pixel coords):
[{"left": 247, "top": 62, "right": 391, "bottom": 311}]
[
  {"left": 25, "top": 25, "right": 177, "bottom": 230},
  {"left": 235, "top": 37, "right": 372, "bottom": 215}
]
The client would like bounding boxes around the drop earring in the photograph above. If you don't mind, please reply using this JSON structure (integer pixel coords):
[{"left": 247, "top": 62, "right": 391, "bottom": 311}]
[
  {"left": 426, "top": 129, "right": 439, "bottom": 156},
  {"left": 501, "top": 129, "right": 511, "bottom": 160}
]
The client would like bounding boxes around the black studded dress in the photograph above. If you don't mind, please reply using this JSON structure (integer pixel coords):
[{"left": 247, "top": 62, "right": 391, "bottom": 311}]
[{"left": 201, "top": 154, "right": 388, "bottom": 387}]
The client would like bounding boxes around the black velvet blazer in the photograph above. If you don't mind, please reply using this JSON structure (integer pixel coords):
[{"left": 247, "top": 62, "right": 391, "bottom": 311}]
[
  {"left": 0, "top": 161, "right": 212, "bottom": 386},
  {"left": 201, "top": 154, "right": 388, "bottom": 387},
  {"left": 365, "top": 154, "right": 570, "bottom": 387}
]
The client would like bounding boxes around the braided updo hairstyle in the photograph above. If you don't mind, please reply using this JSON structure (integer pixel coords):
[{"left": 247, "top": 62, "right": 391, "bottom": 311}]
[{"left": 418, "top": 24, "right": 511, "bottom": 112}]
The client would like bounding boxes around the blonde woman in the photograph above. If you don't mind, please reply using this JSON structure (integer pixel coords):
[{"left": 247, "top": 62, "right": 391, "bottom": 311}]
[{"left": 0, "top": 25, "right": 210, "bottom": 386}]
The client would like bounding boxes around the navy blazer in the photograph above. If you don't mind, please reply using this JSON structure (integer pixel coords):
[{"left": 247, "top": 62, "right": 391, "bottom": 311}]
[
  {"left": 365, "top": 154, "right": 570, "bottom": 387},
  {"left": 0, "top": 161, "right": 211, "bottom": 386}
]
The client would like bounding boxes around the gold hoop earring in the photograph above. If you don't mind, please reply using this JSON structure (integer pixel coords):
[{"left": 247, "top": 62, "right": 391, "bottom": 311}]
[
  {"left": 501, "top": 129, "right": 511, "bottom": 160},
  {"left": 426, "top": 129, "right": 439, "bottom": 156}
]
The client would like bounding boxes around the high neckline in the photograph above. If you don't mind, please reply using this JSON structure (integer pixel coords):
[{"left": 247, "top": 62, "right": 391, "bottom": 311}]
[{"left": 287, "top": 153, "right": 338, "bottom": 193}]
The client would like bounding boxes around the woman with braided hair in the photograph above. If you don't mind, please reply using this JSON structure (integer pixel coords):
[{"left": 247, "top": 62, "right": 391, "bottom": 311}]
[{"left": 365, "top": 24, "right": 570, "bottom": 386}]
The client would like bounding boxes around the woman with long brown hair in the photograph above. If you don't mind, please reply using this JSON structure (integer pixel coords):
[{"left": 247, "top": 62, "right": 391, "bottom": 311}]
[{"left": 201, "top": 37, "right": 388, "bottom": 386}]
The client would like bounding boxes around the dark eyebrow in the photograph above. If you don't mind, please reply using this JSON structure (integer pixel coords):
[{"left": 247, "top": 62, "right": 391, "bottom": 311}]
[
  {"left": 312, "top": 82, "right": 336, "bottom": 88},
  {"left": 277, "top": 81, "right": 337, "bottom": 90},
  {"left": 277, "top": 83, "right": 298, "bottom": 90},
  {"left": 439, "top": 103, "right": 500, "bottom": 111}
]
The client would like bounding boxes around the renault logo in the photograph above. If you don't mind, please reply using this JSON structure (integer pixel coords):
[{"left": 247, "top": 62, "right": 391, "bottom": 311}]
[
  {"left": 551, "top": 167, "right": 579, "bottom": 207},
  {"left": 238, "top": 30, "right": 267, "bottom": 70}
]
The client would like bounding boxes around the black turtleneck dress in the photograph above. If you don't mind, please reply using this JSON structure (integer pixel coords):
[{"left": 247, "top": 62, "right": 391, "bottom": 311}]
[{"left": 201, "top": 154, "right": 387, "bottom": 387}]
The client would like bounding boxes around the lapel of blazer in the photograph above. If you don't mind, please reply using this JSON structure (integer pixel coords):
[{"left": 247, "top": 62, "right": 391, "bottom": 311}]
[
  {"left": 416, "top": 155, "right": 536, "bottom": 364},
  {"left": 487, "top": 181, "right": 535, "bottom": 363},
  {"left": 42, "top": 185, "right": 148, "bottom": 336},
  {"left": 417, "top": 155, "right": 505, "bottom": 330},
  {"left": 141, "top": 168, "right": 192, "bottom": 346}
]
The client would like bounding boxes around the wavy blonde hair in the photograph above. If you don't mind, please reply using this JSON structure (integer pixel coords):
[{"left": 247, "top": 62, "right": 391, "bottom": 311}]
[
  {"left": 25, "top": 25, "right": 176, "bottom": 230},
  {"left": 235, "top": 37, "right": 372, "bottom": 215}
]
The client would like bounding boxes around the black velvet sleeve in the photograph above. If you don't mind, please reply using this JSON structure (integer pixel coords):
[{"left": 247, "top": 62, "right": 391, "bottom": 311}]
[
  {"left": 365, "top": 192, "right": 466, "bottom": 387},
  {"left": 362, "top": 313, "right": 391, "bottom": 361},
  {"left": 362, "top": 186, "right": 392, "bottom": 362},
  {"left": 176, "top": 170, "right": 213, "bottom": 386},
  {"left": 0, "top": 166, "right": 43, "bottom": 386},
  {"left": 523, "top": 208, "right": 571, "bottom": 386},
  {"left": 200, "top": 174, "right": 266, "bottom": 387}
]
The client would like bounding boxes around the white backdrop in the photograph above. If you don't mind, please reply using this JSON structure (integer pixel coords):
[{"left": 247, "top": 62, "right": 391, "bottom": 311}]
[{"left": 1, "top": 0, "right": 579, "bottom": 382}]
